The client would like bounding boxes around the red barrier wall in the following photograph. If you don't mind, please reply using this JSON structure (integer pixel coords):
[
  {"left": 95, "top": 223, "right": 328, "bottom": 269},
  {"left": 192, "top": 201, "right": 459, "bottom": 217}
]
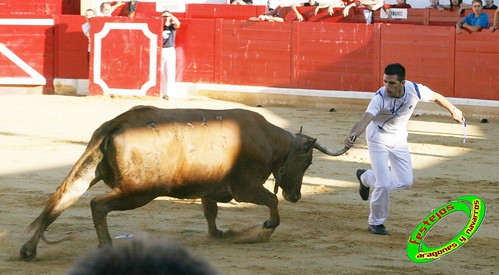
[
  {"left": 219, "top": 20, "right": 293, "bottom": 87},
  {"left": 0, "top": 15, "right": 54, "bottom": 94},
  {"left": 176, "top": 19, "right": 216, "bottom": 84},
  {"left": 175, "top": 18, "right": 497, "bottom": 99},
  {"left": 455, "top": 30, "right": 499, "bottom": 100},
  {"left": 376, "top": 24, "right": 456, "bottom": 96},
  {"left": 0, "top": 0, "right": 80, "bottom": 15},
  {"left": 295, "top": 23, "right": 375, "bottom": 91},
  {"left": 55, "top": 15, "right": 89, "bottom": 79}
]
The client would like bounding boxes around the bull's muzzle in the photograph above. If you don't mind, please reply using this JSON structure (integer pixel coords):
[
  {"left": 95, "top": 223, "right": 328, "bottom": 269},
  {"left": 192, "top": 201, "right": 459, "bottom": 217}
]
[{"left": 283, "top": 191, "right": 301, "bottom": 203}]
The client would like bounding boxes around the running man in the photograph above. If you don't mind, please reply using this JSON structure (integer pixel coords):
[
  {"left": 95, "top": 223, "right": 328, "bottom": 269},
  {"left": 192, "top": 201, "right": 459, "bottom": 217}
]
[{"left": 344, "top": 63, "right": 465, "bottom": 235}]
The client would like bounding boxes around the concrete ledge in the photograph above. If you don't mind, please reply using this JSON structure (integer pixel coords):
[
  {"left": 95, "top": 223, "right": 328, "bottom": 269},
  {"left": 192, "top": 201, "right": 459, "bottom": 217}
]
[
  {"left": 180, "top": 83, "right": 499, "bottom": 119},
  {"left": 0, "top": 85, "right": 43, "bottom": 95}
]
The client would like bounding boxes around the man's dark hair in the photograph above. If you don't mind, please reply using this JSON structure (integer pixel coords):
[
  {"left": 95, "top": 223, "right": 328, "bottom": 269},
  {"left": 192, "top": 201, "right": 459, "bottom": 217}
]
[
  {"left": 384, "top": 63, "right": 406, "bottom": 81},
  {"left": 471, "top": 0, "right": 482, "bottom": 6},
  {"left": 68, "top": 237, "right": 220, "bottom": 275}
]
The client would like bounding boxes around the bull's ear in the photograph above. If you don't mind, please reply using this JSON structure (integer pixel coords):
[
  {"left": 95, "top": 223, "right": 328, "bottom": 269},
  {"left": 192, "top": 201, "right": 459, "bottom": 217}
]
[{"left": 303, "top": 138, "right": 317, "bottom": 152}]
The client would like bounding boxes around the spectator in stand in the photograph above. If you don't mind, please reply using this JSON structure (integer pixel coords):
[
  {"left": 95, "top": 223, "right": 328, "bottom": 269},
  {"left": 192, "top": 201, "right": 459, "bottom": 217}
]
[
  {"left": 383, "top": 0, "right": 411, "bottom": 19},
  {"left": 97, "top": 1, "right": 125, "bottom": 17},
  {"left": 161, "top": 10, "right": 181, "bottom": 99},
  {"left": 314, "top": 0, "right": 347, "bottom": 16},
  {"left": 343, "top": 0, "right": 385, "bottom": 24},
  {"left": 291, "top": 0, "right": 319, "bottom": 21},
  {"left": 438, "top": 0, "right": 471, "bottom": 15},
  {"left": 230, "top": 0, "right": 253, "bottom": 4},
  {"left": 489, "top": 7, "right": 499, "bottom": 31},
  {"left": 483, "top": 0, "right": 498, "bottom": 9},
  {"left": 384, "top": 0, "right": 411, "bottom": 9},
  {"left": 128, "top": 0, "right": 138, "bottom": 18},
  {"left": 427, "top": 0, "right": 445, "bottom": 11},
  {"left": 68, "top": 236, "right": 220, "bottom": 275},
  {"left": 82, "top": 9, "right": 95, "bottom": 61},
  {"left": 249, "top": 0, "right": 284, "bottom": 22},
  {"left": 456, "top": 0, "right": 489, "bottom": 33},
  {"left": 458, "top": 0, "right": 498, "bottom": 14}
]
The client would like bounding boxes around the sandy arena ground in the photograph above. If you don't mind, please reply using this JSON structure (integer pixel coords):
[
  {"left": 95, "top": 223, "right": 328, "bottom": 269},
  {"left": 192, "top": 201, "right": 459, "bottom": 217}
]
[{"left": 0, "top": 94, "right": 497, "bottom": 274}]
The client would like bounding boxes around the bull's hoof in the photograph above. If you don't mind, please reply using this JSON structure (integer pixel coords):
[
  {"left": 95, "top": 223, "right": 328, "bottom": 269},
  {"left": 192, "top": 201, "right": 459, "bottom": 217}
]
[
  {"left": 19, "top": 244, "right": 36, "bottom": 261},
  {"left": 262, "top": 221, "right": 277, "bottom": 230},
  {"left": 209, "top": 229, "right": 224, "bottom": 239}
]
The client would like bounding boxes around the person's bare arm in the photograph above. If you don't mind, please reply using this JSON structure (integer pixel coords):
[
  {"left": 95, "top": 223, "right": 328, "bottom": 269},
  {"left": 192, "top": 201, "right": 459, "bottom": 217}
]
[
  {"left": 109, "top": 1, "right": 125, "bottom": 15},
  {"left": 430, "top": 92, "right": 464, "bottom": 123},
  {"left": 343, "top": 2, "right": 357, "bottom": 17},
  {"left": 315, "top": 4, "right": 329, "bottom": 15},
  {"left": 457, "top": 3, "right": 471, "bottom": 15},
  {"left": 291, "top": 4, "right": 304, "bottom": 21},
  {"left": 457, "top": 21, "right": 483, "bottom": 32},
  {"left": 344, "top": 112, "right": 374, "bottom": 148},
  {"left": 490, "top": 8, "right": 499, "bottom": 32},
  {"left": 165, "top": 12, "right": 181, "bottom": 29}
]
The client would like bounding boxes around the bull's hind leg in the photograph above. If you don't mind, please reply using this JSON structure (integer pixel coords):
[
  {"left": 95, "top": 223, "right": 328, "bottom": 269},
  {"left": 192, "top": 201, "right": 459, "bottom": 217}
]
[
  {"left": 20, "top": 170, "right": 102, "bottom": 261},
  {"left": 90, "top": 191, "right": 157, "bottom": 246},
  {"left": 201, "top": 198, "right": 224, "bottom": 238}
]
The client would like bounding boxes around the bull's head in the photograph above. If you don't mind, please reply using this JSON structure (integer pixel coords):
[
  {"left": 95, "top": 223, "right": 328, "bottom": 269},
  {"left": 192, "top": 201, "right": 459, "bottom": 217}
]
[{"left": 275, "top": 127, "right": 349, "bottom": 203}]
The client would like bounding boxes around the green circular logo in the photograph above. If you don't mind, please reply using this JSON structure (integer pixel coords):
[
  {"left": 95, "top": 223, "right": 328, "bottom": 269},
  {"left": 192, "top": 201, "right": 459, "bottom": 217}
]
[{"left": 407, "top": 195, "right": 486, "bottom": 263}]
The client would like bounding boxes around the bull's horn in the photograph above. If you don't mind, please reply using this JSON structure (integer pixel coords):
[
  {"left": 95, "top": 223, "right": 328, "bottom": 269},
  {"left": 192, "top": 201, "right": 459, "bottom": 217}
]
[{"left": 313, "top": 142, "right": 349, "bottom": 156}]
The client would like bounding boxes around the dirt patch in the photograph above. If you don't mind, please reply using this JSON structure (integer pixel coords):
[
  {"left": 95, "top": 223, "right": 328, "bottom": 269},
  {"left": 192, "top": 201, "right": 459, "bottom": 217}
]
[{"left": 0, "top": 95, "right": 497, "bottom": 274}]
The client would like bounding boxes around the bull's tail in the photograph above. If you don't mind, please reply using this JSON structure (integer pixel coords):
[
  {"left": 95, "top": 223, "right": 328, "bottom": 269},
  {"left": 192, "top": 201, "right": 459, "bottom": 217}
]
[{"left": 22, "top": 135, "right": 106, "bottom": 244}]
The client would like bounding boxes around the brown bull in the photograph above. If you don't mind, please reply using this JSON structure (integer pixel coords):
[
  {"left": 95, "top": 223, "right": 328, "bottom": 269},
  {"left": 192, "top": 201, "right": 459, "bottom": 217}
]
[{"left": 20, "top": 106, "right": 347, "bottom": 261}]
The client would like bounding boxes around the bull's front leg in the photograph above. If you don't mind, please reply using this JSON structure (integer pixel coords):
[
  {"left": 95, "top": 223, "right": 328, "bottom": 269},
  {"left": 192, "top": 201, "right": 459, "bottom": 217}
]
[
  {"left": 201, "top": 198, "right": 224, "bottom": 238},
  {"left": 263, "top": 203, "right": 280, "bottom": 230},
  {"left": 233, "top": 186, "right": 280, "bottom": 230}
]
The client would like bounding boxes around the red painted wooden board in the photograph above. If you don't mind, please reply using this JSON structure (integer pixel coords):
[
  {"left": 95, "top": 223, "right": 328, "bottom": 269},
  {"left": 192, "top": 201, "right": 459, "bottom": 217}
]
[
  {"left": 296, "top": 22, "right": 375, "bottom": 91},
  {"left": 219, "top": 20, "right": 293, "bottom": 87},
  {"left": 0, "top": 0, "right": 71, "bottom": 15},
  {"left": 455, "top": 31, "right": 499, "bottom": 100},
  {"left": 0, "top": 15, "right": 54, "bottom": 93},
  {"left": 377, "top": 24, "right": 455, "bottom": 97},
  {"left": 54, "top": 15, "right": 88, "bottom": 78},
  {"left": 280, "top": 6, "right": 369, "bottom": 23},
  {"left": 186, "top": 4, "right": 266, "bottom": 20},
  {"left": 175, "top": 18, "right": 216, "bottom": 83}
]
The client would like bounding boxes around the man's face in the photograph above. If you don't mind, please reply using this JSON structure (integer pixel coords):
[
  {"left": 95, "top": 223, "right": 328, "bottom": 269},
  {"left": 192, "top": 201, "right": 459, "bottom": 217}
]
[
  {"left": 85, "top": 11, "right": 95, "bottom": 21},
  {"left": 484, "top": 0, "right": 492, "bottom": 6},
  {"left": 430, "top": 0, "right": 439, "bottom": 5},
  {"left": 101, "top": 3, "right": 111, "bottom": 14},
  {"left": 383, "top": 74, "right": 405, "bottom": 98},
  {"left": 162, "top": 12, "right": 172, "bottom": 23},
  {"left": 472, "top": 1, "right": 483, "bottom": 15},
  {"left": 396, "top": 0, "right": 405, "bottom": 4}
]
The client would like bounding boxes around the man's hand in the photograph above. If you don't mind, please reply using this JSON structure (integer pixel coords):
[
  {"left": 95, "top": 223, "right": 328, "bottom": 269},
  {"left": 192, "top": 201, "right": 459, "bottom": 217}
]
[
  {"left": 344, "top": 134, "right": 357, "bottom": 148},
  {"left": 451, "top": 107, "right": 464, "bottom": 124}
]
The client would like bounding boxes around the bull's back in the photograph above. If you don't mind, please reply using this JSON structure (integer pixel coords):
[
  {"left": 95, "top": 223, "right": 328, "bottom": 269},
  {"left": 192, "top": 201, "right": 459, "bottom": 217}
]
[{"left": 102, "top": 107, "right": 277, "bottom": 191}]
